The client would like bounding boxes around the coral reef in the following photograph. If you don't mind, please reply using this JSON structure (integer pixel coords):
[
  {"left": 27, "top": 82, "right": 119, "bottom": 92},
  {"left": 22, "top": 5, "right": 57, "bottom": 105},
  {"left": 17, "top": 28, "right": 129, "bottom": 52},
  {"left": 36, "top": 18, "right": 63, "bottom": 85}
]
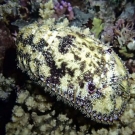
[
  {"left": 5, "top": 78, "right": 135, "bottom": 135},
  {"left": 101, "top": 18, "right": 135, "bottom": 58},
  {"left": 0, "top": 1, "right": 18, "bottom": 23},
  {"left": 102, "top": 18, "right": 135, "bottom": 48},
  {"left": 0, "top": 73, "right": 15, "bottom": 100},
  {"left": 114, "top": 19, "right": 135, "bottom": 48},
  {"left": 126, "top": 59, "right": 135, "bottom": 73},
  {"left": 39, "top": 0, "right": 74, "bottom": 20},
  {"left": 91, "top": 17, "right": 104, "bottom": 38},
  {"left": 54, "top": 0, "right": 74, "bottom": 20},
  {"left": 6, "top": 84, "right": 91, "bottom": 135},
  {"left": 39, "top": 0, "right": 55, "bottom": 19}
]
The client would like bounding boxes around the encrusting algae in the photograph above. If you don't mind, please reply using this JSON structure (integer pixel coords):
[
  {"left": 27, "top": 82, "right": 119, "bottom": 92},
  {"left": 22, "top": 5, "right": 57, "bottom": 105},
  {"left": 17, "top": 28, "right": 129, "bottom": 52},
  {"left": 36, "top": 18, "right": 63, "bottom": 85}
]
[{"left": 16, "top": 18, "right": 130, "bottom": 125}]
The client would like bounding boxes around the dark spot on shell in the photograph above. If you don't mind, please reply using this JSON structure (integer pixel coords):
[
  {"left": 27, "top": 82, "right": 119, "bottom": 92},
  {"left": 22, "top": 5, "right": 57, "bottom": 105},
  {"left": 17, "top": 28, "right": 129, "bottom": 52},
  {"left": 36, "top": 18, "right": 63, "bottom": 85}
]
[
  {"left": 94, "top": 68, "right": 101, "bottom": 75},
  {"left": 101, "top": 57, "right": 106, "bottom": 65},
  {"left": 34, "top": 38, "right": 47, "bottom": 52},
  {"left": 79, "top": 81, "right": 84, "bottom": 88},
  {"left": 78, "top": 47, "right": 82, "bottom": 51},
  {"left": 84, "top": 72, "right": 93, "bottom": 82},
  {"left": 89, "top": 46, "right": 95, "bottom": 51},
  {"left": 46, "top": 76, "right": 60, "bottom": 86},
  {"left": 94, "top": 54, "right": 100, "bottom": 59},
  {"left": 43, "top": 50, "right": 55, "bottom": 68},
  {"left": 58, "top": 35, "right": 75, "bottom": 54},
  {"left": 68, "top": 83, "right": 74, "bottom": 89},
  {"left": 82, "top": 42, "right": 87, "bottom": 46},
  {"left": 87, "top": 81, "right": 95, "bottom": 94},
  {"left": 67, "top": 68, "right": 74, "bottom": 77},
  {"left": 86, "top": 52, "right": 90, "bottom": 57},
  {"left": 97, "top": 47, "right": 103, "bottom": 53},
  {"left": 104, "top": 48, "right": 112, "bottom": 54},
  {"left": 76, "top": 32, "right": 85, "bottom": 38},
  {"left": 21, "top": 34, "right": 34, "bottom": 46},
  {"left": 107, "top": 48, "right": 112, "bottom": 53},
  {"left": 80, "top": 61, "right": 86, "bottom": 71},
  {"left": 102, "top": 84, "right": 107, "bottom": 88},
  {"left": 74, "top": 54, "right": 81, "bottom": 61}
]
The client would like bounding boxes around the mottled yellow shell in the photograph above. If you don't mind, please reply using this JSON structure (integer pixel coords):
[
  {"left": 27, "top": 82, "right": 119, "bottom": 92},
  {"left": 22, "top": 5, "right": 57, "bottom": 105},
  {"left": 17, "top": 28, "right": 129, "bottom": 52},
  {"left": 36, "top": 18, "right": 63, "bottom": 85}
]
[{"left": 16, "top": 19, "right": 130, "bottom": 124}]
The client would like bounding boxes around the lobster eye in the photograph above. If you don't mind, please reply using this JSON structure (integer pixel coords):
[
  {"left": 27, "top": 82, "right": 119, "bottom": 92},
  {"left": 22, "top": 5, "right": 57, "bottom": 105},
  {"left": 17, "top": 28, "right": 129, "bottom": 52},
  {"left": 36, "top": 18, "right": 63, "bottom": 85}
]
[{"left": 87, "top": 81, "right": 95, "bottom": 94}]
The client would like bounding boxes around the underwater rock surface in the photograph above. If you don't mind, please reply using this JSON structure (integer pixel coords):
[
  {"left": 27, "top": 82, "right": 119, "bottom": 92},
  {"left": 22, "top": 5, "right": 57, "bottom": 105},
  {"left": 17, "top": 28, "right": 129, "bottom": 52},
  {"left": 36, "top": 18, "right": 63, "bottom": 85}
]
[{"left": 16, "top": 19, "right": 130, "bottom": 124}]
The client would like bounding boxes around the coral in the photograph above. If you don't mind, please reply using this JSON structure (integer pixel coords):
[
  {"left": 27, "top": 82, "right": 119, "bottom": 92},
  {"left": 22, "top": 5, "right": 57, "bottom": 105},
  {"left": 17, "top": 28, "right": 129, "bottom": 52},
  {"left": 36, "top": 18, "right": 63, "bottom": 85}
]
[
  {"left": 91, "top": 17, "right": 104, "bottom": 38},
  {"left": 101, "top": 18, "right": 135, "bottom": 58},
  {"left": 6, "top": 84, "right": 91, "bottom": 135},
  {"left": 0, "top": 1, "right": 18, "bottom": 23},
  {"left": 101, "top": 25, "right": 115, "bottom": 43},
  {"left": 114, "top": 19, "right": 135, "bottom": 48},
  {"left": 102, "top": 18, "right": 135, "bottom": 52},
  {"left": 127, "top": 40, "right": 135, "bottom": 51},
  {"left": 39, "top": 0, "right": 55, "bottom": 19},
  {"left": 128, "top": 73, "right": 135, "bottom": 97},
  {"left": 118, "top": 47, "right": 134, "bottom": 58},
  {"left": 5, "top": 76, "right": 135, "bottom": 134},
  {"left": 125, "top": 59, "right": 135, "bottom": 73},
  {"left": 0, "top": 0, "right": 43, "bottom": 25},
  {"left": 0, "top": 73, "right": 15, "bottom": 100},
  {"left": 39, "top": 0, "right": 74, "bottom": 20},
  {"left": 54, "top": 0, "right": 74, "bottom": 20}
]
